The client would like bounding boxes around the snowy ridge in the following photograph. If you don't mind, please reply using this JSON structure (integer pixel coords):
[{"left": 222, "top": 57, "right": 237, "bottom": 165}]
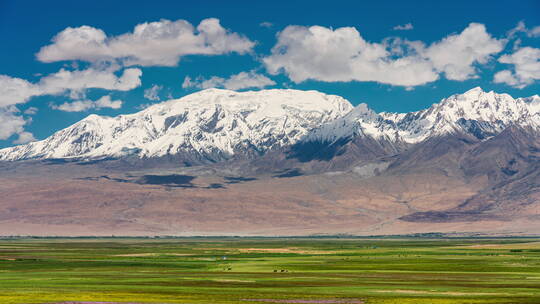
[
  {"left": 303, "top": 103, "right": 400, "bottom": 143},
  {"left": 306, "top": 87, "right": 540, "bottom": 145},
  {"left": 0, "top": 89, "right": 352, "bottom": 161},
  {"left": 0, "top": 87, "right": 538, "bottom": 162}
]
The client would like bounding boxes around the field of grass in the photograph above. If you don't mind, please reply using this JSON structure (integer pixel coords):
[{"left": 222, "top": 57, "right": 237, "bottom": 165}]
[{"left": 1, "top": 237, "right": 540, "bottom": 304}]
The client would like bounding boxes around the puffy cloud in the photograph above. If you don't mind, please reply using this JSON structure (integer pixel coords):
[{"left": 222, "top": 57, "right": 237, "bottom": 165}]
[
  {"left": 23, "top": 107, "right": 38, "bottom": 115},
  {"left": 144, "top": 84, "right": 163, "bottom": 101},
  {"left": 37, "top": 18, "right": 255, "bottom": 67},
  {"left": 0, "top": 100, "right": 37, "bottom": 144},
  {"left": 94, "top": 95, "right": 122, "bottom": 109},
  {"left": 13, "top": 132, "right": 36, "bottom": 144},
  {"left": 224, "top": 71, "right": 276, "bottom": 90},
  {"left": 39, "top": 68, "right": 142, "bottom": 94},
  {"left": 0, "top": 76, "right": 41, "bottom": 107},
  {"left": 494, "top": 47, "right": 540, "bottom": 88},
  {"left": 530, "top": 26, "right": 540, "bottom": 38},
  {"left": 182, "top": 75, "right": 221, "bottom": 89},
  {"left": 183, "top": 71, "right": 276, "bottom": 90},
  {"left": 263, "top": 23, "right": 504, "bottom": 87},
  {"left": 0, "top": 68, "right": 141, "bottom": 106},
  {"left": 493, "top": 70, "right": 521, "bottom": 87},
  {"left": 422, "top": 23, "right": 505, "bottom": 80},
  {"left": 52, "top": 100, "right": 94, "bottom": 112},
  {"left": 507, "top": 21, "right": 540, "bottom": 38},
  {"left": 263, "top": 25, "right": 438, "bottom": 86},
  {"left": 507, "top": 21, "right": 528, "bottom": 39},
  {"left": 51, "top": 95, "right": 123, "bottom": 112},
  {"left": 260, "top": 22, "right": 273, "bottom": 28},
  {"left": 182, "top": 76, "right": 195, "bottom": 89},
  {"left": 393, "top": 23, "right": 413, "bottom": 31},
  {"left": 0, "top": 107, "right": 28, "bottom": 140}
]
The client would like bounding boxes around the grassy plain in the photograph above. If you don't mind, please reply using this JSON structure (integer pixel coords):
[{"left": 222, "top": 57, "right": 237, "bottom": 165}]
[{"left": 1, "top": 237, "right": 540, "bottom": 304}]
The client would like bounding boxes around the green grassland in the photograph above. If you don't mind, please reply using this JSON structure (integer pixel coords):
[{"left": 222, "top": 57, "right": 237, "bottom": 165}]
[{"left": 1, "top": 237, "right": 540, "bottom": 304}]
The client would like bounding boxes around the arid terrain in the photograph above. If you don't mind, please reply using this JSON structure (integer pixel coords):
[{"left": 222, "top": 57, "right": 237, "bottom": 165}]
[{"left": 1, "top": 150, "right": 538, "bottom": 236}]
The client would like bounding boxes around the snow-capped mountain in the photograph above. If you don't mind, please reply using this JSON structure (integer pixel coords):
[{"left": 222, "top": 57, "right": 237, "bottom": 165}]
[
  {"left": 305, "top": 87, "right": 540, "bottom": 145},
  {"left": 0, "top": 89, "right": 352, "bottom": 161},
  {"left": 0, "top": 87, "right": 538, "bottom": 163},
  {"left": 2, "top": 87, "right": 540, "bottom": 236}
]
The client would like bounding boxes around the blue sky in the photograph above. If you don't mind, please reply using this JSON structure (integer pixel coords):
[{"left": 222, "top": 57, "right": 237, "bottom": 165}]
[{"left": 0, "top": 0, "right": 539, "bottom": 148}]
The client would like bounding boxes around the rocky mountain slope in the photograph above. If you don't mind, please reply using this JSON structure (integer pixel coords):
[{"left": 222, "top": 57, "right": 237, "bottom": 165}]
[{"left": 0, "top": 87, "right": 539, "bottom": 236}]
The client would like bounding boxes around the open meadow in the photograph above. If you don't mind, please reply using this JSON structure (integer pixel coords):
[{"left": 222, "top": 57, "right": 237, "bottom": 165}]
[{"left": 1, "top": 237, "right": 540, "bottom": 304}]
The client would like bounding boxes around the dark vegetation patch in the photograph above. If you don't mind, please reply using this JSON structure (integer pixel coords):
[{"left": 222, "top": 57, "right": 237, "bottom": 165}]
[
  {"left": 224, "top": 176, "right": 258, "bottom": 184},
  {"left": 501, "top": 167, "right": 518, "bottom": 176},
  {"left": 136, "top": 174, "right": 196, "bottom": 187},
  {"left": 529, "top": 146, "right": 540, "bottom": 153},
  {"left": 76, "top": 174, "right": 197, "bottom": 188},
  {"left": 75, "top": 175, "right": 129, "bottom": 183},
  {"left": 42, "top": 158, "right": 75, "bottom": 165},
  {"left": 399, "top": 211, "right": 486, "bottom": 223},
  {"left": 273, "top": 168, "right": 303, "bottom": 178},
  {"left": 100, "top": 175, "right": 130, "bottom": 183},
  {"left": 76, "top": 176, "right": 100, "bottom": 181},
  {"left": 205, "top": 183, "right": 226, "bottom": 189}
]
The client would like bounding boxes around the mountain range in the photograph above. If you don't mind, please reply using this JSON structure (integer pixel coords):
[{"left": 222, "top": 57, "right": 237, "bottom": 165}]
[{"left": 0, "top": 87, "right": 539, "bottom": 236}]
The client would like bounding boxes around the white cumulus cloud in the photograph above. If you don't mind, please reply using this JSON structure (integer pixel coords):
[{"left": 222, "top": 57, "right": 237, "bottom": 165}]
[
  {"left": 530, "top": 26, "right": 540, "bottom": 38},
  {"left": 23, "top": 107, "right": 38, "bottom": 115},
  {"left": 39, "top": 68, "right": 142, "bottom": 94},
  {"left": 423, "top": 23, "right": 505, "bottom": 81},
  {"left": 507, "top": 21, "right": 540, "bottom": 38},
  {"left": 183, "top": 71, "right": 275, "bottom": 90},
  {"left": 13, "top": 131, "right": 36, "bottom": 144},
  {"left": 94, "top": 95, "right": 122, "bottom": 109},
  {"left": 0, "top": 107, "right": 30, "bottom": 141},
  {"left": 494, "top": 46, "right": 540, "bottom": 88},
  {"left": 0, "top": 68, "right": 141, "bottom": 107},
  {"left": 36, "top": 18, "right": 255, "bottom": 67},
  {"left": 0, "top": 75, "right": 42, "bottom": 107},
  {"left": 263, "top": 23, "right": 504, "bottom": 87},
  {"left": 393, "top": 23, "right": 413, "bottom": 31},
  {"left": 263, "top": 25, "right": 438, "bottom": 86},
  {"left": 144, "top": 84, "right": 163, "bottom": 101},
  {"left": 51, "top": 95, "right": 123, "bottom": 112}
]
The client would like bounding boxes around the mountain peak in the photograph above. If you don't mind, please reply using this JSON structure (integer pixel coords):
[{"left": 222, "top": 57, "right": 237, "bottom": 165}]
[
  {"left": 1, "top": 88, "right": 539, "bottom": 163},
  {"left": 307, "top": 87, "right": 540, "bottom": 146},
  {"left": 82, "top": 113, "right": 104, "bottom": 122},
  {"left": 0, "top": 88, "right": 353, "bottom": 161},
  {"left": 191, "top": 87, "right": 236, "bottom": 97},
  {"left": 464, "top": 86, "right": 485, "bottom": 95},
  {"left": 519, "top": 94, "right": 540, "bottom": 104},
  {"left": 456, "top": 87, "right": 503, "bottom": 103}
]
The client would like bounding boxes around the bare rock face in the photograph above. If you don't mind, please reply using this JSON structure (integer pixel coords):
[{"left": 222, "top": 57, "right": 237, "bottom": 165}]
[
  {"left": 400, "top": 126, "right": 540, "bottom": 223},
  {"left": 0, "top": 87, "right": 539, "bottom": 236}
]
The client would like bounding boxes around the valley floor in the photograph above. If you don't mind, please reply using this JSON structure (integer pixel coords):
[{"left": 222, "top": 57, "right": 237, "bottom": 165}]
[{"left": 1, "top": 238, "right": 540, "bottom": 304}]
